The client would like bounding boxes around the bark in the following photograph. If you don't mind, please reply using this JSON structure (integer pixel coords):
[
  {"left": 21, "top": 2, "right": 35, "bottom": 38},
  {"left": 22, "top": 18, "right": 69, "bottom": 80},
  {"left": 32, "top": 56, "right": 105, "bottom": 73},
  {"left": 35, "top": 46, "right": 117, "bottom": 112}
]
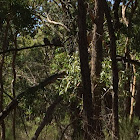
[
  {"left": 0, "top": 72, "right": 66, "bottom": 123},
  {"left": 69, "top": 99, "right": 83, "bottom": 139},
  {"left": 113, "top": 0, "right": 121, "bottom": 30},
  {"left": 121, "top": 1, "right": 138, "bottom": 117},
  {"left": 104, "top": 90, "right": 112, "bottom": 133},
  {"left": 91, "top": 0, "right": 104, "bottom": 138},
  {"left": 129, "top": 64, "right": 136, "bottom": 120},
  {"left": 10, "top": 27, "right": 17, "bottom": 140},
  {"left": 31, "top": 96, "right": 62, "bottom": 140},
  {"left": 124, "top": 38, "right": 131, "bottom": 116},
  {"left": 78, "top": 0, "right": 94, "bottom": 139},
  {"left": 12, "top": 54, "right": 17, "bottom": 140},
  {"left": 0, "top": 20, "right": 9, "bottom": 140},
  {"left": 0, "top": 58, "right": 5, "bottom": 140},
  {"left": 135, "top": 80, "right": 140, "bottom": 118},
  {"left": 103, "top": 0, "right": 119, "bottom": 139}
]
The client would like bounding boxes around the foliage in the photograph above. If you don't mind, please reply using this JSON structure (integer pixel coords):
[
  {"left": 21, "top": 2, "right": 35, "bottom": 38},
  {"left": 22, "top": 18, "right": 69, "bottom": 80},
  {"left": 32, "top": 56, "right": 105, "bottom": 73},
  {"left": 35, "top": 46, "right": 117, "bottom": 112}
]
[{"left": 1, "top": 0, "right": 140, "bottom": 140}]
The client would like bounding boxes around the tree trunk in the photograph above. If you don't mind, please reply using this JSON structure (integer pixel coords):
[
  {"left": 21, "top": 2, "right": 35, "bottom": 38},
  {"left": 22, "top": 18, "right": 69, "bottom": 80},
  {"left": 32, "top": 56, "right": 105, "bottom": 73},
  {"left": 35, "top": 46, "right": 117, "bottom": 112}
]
[
  {"left": 135, "top": 80, "right": 140, "bottom": 118},
  {"left": 12, "top": 51, "right": 17, "bottom": 140},
  {"left": 0, "top": 20, "right": 9, "bottom": 140},
  {"left": 91, "top": 0, "right": 104, "bottom": 138},
  {"left": 0, "top": 62, "right": 5, "bottom": 140},
  {"left": 104, "top": 90, "right": 112, "bottom": 135},
  {"left": 124, "top": 38, "right": 131, "bottom": 116},
  {"left": 121, "top": 1, "right": 138, "bottom": 117},
  {"left": 69, "top": 98, "right": 83, "bottom": 140},
  {"left": 78, "top": 0, "right": 94, "bottom": 139},
  {"left": 129, "top": 64, "right": 136, "bottom": 120},
  {"left": 103, "top": 0, "right": 119, "bottom": 139},
  {"left": 11, "top": 29, "right": 18, "bottom": 140}
]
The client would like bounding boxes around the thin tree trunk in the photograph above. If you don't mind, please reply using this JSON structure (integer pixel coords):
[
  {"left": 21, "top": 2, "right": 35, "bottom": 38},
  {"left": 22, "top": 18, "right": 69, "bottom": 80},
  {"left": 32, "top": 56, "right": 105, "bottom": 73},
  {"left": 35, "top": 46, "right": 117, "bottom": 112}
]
[
  {"left": 129, "top": 64, "right": 136, "bottom": 120},
  {"left": 91, "top": 0, "right": 104, "bottom": 138},
  {"left": 103, "top": 0, "right": 119, "bottom": 139},
  {"left": 121, "top": 1, "right": 138, "bottom": 117},
  {"left": 0, "top": 20, "right": 9, "bottom": 140},
  {"left": 124, "top": 38, "right": 131, "bottom": 116},
  {"left": 78, "top": 0, "right": 94, "bottom": 139},
  {"left": 135, "top": 80, "right": 140, "bottom": 118},
  {"left": 11, "top": 31, "right": 18, "bottom": 140},
  {"left": 0, "top": 57, "right": 6, "bottom": 140}
]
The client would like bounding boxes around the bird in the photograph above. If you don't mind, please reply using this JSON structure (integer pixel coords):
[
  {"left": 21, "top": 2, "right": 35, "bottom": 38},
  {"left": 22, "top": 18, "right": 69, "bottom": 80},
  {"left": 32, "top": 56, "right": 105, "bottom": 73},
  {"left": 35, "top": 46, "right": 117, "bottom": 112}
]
[{"left": 44, "top": 38, "right": 51, "bottom": 45}]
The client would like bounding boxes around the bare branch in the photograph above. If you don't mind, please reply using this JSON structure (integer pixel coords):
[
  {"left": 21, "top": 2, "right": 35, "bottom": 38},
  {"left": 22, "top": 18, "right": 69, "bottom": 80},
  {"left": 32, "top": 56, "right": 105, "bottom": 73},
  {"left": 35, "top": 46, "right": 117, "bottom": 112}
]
[
  {"left": 0, "top": 42, "right": 63, "bottom": 55},
  {"left": 0, "top": 71, "right": 66, "bottom": 123},
  {"left": 116, "top": 55, "right": 140, "bottom": 66},
  {"left": 31, "top": 96, "right": 62, "bottom": 140},
  {"left": 122, "top": 0, "right": 138, "bottom": 27},
  {"left": 122, "top": 4, "right": 129, "bottom": 26},
  {"left": 0, "top": 45, "right": 45, "bottom": 55},
  {"left": 38, "top": 12, "right": 70, "bottom": 31}
]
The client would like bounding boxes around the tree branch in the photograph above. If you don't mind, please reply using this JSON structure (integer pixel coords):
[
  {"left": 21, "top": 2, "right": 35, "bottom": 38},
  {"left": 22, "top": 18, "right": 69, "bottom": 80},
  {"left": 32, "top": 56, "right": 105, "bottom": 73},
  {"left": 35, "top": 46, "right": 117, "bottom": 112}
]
[
  {"left": 31, "top": 96, "right": 62, "bottom": 140},
  {"left": 37, "top": 12, "right": 70, "bottom": 31},
  {"left": 0, "top": 45, "right": 45, "bottom": 55},
  {"left": 116, "top": 55, "right": 140, "bottom": 66},
  {"left": 0, "top": 71, "right": 66, "bottom": 123},
  {"left": 0, "top": 43, "right": 63, "bottom": 55}
]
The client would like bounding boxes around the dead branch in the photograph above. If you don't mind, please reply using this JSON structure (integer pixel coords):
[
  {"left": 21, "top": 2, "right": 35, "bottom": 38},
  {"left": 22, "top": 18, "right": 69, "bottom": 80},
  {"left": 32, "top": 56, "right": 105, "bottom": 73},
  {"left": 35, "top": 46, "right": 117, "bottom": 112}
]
[
  {"left": 0, "top": 45, "right": 46, "bottom": 55},
  {"left": 0, "top": 71, "right": 66, "bottom": 123},
  {"left": 122, "top": 0, "right": 138, "bottom": 27},
  {"left": 116, "top": 55, "right": 140, "bottom": 66},
  {"left": 122, "top": 4, "right": 129, "bottom": 26},
  {"left": 31, "top": 96, "right": 62, "bottom": 140},
  {"left": 0, "top": 42, "right": 64, "bottom": 55},
  {"left": 39, "top": 12, "right": 70, "bottom": 31}
]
